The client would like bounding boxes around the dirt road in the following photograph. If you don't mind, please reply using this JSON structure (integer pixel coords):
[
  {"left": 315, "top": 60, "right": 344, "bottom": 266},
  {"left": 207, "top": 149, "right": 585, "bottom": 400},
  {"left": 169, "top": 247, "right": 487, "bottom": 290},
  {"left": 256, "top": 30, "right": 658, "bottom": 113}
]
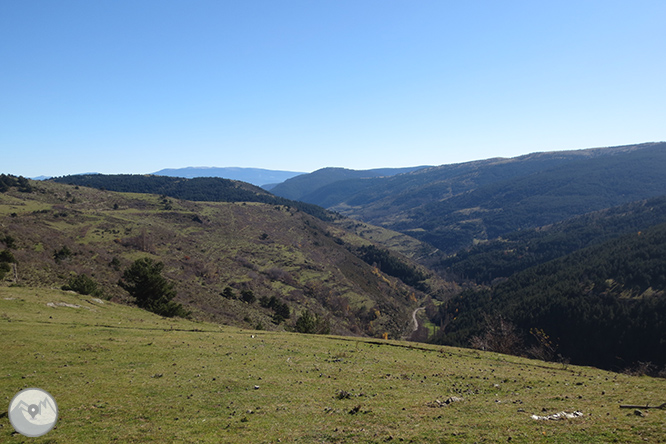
[{"left": 411, "top": 307, "right": 425, "bottom": 332}]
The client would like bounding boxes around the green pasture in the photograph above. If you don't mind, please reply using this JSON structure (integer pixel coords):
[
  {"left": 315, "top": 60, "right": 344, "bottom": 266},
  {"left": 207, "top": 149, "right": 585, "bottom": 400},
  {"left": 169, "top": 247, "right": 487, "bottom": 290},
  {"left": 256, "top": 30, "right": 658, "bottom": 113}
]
[{"left": 1, "top": 287, "right": 665, "bottom": 443}]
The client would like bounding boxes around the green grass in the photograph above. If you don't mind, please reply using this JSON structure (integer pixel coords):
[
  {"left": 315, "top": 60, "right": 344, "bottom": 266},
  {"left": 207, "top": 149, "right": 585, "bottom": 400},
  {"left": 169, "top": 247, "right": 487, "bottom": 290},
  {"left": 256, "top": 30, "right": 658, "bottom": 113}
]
[
  {"left": 0, "top": 193, "right": 52, "bottom": 216},
  {"left": 2, "top": 287, "right": 665, "bottom": 443}
]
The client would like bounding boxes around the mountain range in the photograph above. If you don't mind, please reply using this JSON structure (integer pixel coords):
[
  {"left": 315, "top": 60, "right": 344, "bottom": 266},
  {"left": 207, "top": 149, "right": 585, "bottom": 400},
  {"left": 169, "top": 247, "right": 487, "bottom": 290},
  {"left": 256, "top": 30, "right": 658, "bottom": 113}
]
[
  {"left": 271, "top": 142, "right": 666, "bottom": 253},
  {"left": 4, "top": 141, "right": 666, "bottom": 373},
  {"left": 267, "top": 166, "right": 430, "bottom": 199}
]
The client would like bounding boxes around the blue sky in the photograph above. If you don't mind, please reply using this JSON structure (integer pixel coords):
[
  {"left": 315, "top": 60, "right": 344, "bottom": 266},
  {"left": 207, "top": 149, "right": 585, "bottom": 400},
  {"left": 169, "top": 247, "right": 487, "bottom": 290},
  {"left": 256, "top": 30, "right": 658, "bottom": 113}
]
[{"left": 2, "top": 1, "right": 665, "bottom": 177}]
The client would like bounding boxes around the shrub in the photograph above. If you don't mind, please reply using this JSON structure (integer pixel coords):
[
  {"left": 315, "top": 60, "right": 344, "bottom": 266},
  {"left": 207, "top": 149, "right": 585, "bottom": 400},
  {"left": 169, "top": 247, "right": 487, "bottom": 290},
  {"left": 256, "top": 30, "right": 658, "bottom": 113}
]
[
  {"left": 1, "top": 235, "right": 16, "bottom": 249},
  {"left": 295, "top": 310, "right": 316, "bottom": 333},
  {"left": 221, "top": 287, "right": 236, "bottom": 299},
  {"left": 258, "top": 295, "right": 291, "bottom": 324},
  {"left": 295, "top": 310, "right": 330, "bottom": 334},
  {"left": 63, "top": 273, "right": 102, "bottom": 297},
  {"left": 53, "top": 246, "right": 73, "bottom": 263},
  {"left": 273, "top": 300, "right": 290, "bottom": 321},
  {"left": 0, "top": 263, "right": 10, "bottom": 280},
  {"left": 119, "top": 258, "right": 189, "bottom": 318},
  {"left": 109, "top": 257, "right": 121, "bottom": 271},
  {"left": 240, "top": 289, "right": 256, "bottom": 304},
  {"left": 0, "top": 249, "right": 16, "bottom": 263},
  {"left": 470, "top": 314, "right": 523, "bottom": 355},
  {"left": 259, "top": 296, "right": 272, "bottom": 308}
]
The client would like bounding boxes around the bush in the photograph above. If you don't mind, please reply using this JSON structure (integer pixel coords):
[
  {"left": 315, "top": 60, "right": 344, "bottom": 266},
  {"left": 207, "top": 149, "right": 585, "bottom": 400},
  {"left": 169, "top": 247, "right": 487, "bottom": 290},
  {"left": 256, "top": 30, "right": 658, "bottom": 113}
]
[
  {"left": 470, "top": 315, "right": 523, "bottom": 355},
  {"left": 221, "top": 287, "right": 236, "bottom": 299},
  {"left": 272, "top": 299, "right": 290, "bottom": 320},
  {"left": 0, "top": 263, "right": 10, "bottom": 280},
  {"left": 0, "top": 249, "right": 16, "bottom": 280},
  {"left": 295, "top": 310, "right": 331, "bottom": 334},
  {"left": 62, "top": 273, "right": 103, "bottom": 297},
  {"left": 0, "top": 249, "right": 16, "bottom": 263},
  {"left": 1, "top": 235, "right": 16, "bottom": 249},
  {"left": 53, "top": 246, "right": 73, "bottom": 263},
  {"left": 119, "top": 258, "right": 190, "bottom": 318},
  {"left": 241, "top": 289, "right": 256, "bottom": 304},
  {"left": 258, "top": 295, "right": 291, "bottom": 324},
  {"left": 109, "top": 257, "right": 121, "bottom": 271},
  {"left": 295, "top": 310, "right": 316, "bottom": 333}
]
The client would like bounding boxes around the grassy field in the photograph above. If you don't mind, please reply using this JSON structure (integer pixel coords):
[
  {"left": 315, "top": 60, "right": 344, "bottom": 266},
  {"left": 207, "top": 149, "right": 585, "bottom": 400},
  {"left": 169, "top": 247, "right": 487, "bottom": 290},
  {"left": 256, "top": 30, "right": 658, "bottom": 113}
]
[{"left": 1, "top": 286, "right": 665, "bottom": 443}]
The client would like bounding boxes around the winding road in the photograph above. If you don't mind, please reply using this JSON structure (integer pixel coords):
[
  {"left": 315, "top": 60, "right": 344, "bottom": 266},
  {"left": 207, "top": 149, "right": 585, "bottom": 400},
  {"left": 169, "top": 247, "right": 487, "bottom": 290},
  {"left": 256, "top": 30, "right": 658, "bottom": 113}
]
[
  {"left": 411, "top": 307, "right": 425, "bottom": 332},
  {"left": 400, "top": 307, "right": 426, "bottom": 340}
]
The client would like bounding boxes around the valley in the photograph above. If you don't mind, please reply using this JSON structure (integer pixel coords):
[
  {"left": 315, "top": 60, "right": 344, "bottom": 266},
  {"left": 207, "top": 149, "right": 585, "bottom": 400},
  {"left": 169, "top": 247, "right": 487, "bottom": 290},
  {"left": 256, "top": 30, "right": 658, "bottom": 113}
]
[
  {"left": 267, "top": 143, "right": 666, "bottom": 374},
  {"left": 3, "top": 142, "right": 666, "bottom": 442}
]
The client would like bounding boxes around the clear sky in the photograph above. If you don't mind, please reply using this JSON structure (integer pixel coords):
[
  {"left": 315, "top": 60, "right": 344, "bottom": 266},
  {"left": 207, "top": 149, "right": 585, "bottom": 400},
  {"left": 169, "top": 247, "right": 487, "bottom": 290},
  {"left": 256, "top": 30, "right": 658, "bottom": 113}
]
[{"left": 2, "top": 1, "right": 665, "bottom": 177}]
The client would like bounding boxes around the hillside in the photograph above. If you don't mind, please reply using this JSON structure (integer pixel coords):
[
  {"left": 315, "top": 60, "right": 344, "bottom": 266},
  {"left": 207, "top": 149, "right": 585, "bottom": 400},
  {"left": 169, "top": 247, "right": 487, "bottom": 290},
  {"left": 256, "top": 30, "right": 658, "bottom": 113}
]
[
  {"left": 433, "top": 221, "right": 666, "bottom": 372},
  {"left": 152, "top": 167, "right": 305, "bottom": 187},
  {"left": 0, "top": 179, "right": 447, "bottom": 339},
  {"left": 51, "top": 174, "right": 332, "bottom": 221},
  {"left": 439, "top": 195, "right": 666, "bottom": 284},
  {"left": 404, "top": 143, "right": 666, "bottom": 252},
  {"left": 273, "top": 143, "right": 650, "bottom": 209},
  {"left": 269, "top": 166, "right": 429, "bottom": 201},
  {"left": 2, "top": 287, "right": 665, "bottom": 443},
  {"left": 274, "top": 142, "right": 666, "bottom": 253}
]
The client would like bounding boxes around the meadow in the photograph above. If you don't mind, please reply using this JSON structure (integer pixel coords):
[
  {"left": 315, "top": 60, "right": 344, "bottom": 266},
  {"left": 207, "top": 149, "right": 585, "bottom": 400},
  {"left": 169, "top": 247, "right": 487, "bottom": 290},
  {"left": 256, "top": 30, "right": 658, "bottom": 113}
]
[{"left": 1, "top": 287, "right": 665, "bottom": 443}]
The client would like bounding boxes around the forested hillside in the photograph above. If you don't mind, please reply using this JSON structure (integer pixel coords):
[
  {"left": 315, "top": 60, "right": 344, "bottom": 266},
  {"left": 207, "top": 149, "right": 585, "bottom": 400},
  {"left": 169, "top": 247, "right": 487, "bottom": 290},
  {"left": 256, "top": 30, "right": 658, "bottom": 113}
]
[
  {"left": 11, "top": 142, "right": 666, "bottom": 374},
  {"left": 439, "top": 195, "right": 666, "bottom": 284},
  {"left": 433, "top": 222, "right": 666, "bottom": 371},
  {"left": 268, "top": 166, "right": 428, "bottom": 201},
  {"left": 273, "top": 142, "right": 666, "bottom": 253},
  {"left": 402, "top": 143, "right": 666, "bottom": 252}
]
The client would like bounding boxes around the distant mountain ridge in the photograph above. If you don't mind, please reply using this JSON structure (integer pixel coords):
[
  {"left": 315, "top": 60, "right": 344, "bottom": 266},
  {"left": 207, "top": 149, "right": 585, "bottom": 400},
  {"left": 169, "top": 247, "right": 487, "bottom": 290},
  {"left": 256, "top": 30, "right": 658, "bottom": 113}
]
[
  {"left": 269, "top": 166, "right": 430, "bottom": 200},
  {"left": 272, "top": 142, "right": 666, "bottom": 253},
  {"left": 152, "top": 166, "right": 306, "bottom": 187}
]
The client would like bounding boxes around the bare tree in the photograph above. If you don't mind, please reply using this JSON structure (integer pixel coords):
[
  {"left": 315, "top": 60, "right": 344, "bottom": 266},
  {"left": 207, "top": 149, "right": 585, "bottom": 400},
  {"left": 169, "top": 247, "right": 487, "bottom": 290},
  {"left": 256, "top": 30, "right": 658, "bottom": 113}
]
[{"left": 470, "top": 314, "right": 523, "bottom": 355}]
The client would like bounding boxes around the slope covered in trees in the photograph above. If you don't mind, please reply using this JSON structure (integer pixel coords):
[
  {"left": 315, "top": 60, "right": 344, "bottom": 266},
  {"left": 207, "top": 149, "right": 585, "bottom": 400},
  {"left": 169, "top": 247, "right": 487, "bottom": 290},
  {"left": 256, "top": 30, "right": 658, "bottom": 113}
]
[
  {"left": 269, "top": 166, "right": 428, "bottom": 201},
  {"left": 440, "top": 195, "right": 666, "bottom": 284},
  {"left": 272, "top": 142, "right": 666, "bottom": 253},
  {"left": 433, "top": 222, "right": 666, "bottom": 371},
  {"left": 0, "top": 174, "right": 33, "bottom": 193},
  {"left": 402, "top": 143, "right": 666, "bottom": 252}
]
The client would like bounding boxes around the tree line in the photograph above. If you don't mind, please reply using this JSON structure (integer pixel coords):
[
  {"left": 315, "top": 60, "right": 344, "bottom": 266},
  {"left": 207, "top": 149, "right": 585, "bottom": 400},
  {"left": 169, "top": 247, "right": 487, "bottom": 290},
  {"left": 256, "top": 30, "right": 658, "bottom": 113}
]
[
  {"left": 355, "top": 244, "right": 429, "bottom": 291},
  {"left": 0, "top": 174, "right": 33, "bottom": 193}
]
